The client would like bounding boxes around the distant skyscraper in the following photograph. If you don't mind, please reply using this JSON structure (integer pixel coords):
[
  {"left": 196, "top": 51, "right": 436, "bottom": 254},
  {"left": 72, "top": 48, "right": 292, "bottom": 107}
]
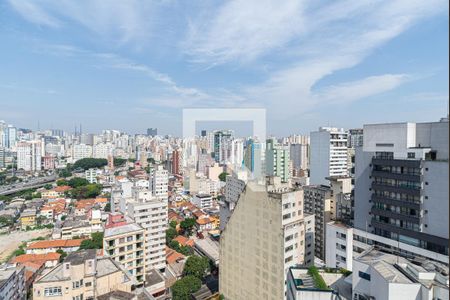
[
  {"left": 243, "top": 139, "right": 265, "bottom": 179},
  {"left": 171, "top": 148, "right": 181, "bottom": 175},
  {"left": 17, "top": 141, "right": 42, "bottom": 172},
  {"left": 213, "top": 130, "right": 233, "bottom": 163},
  {"left": 310, "top": 127, "right": 348, "bottom": 185},
  {"left": 290, "top": 143, "right": 309, "bottom": 171},
  {"left": 201, "top": 130, "right": 207, "bottom": 137},
  {"left": 149, "top": 165, "right": 168, "bottom": 201},
  {"left": 266, "top": 138, "right": 290, "bottom": 182},
  {"left": 348, "top": 128, "right": 364, "bottom": 148},
  {"left": 147, "top": 128, "right": 157, "bottom": 137}
]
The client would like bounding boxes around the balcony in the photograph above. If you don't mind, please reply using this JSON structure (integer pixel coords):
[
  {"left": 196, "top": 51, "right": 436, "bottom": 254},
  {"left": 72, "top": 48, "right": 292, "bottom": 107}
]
[
  {"left": 371, "top": 207, "right": 420, "bottom": 223},
  {"left": 372, "top": 157, "right": 421, "bottom": 168},
  {"left": 372, "top": 170, "right": 420, "bottom": 182},
  {"left": 371, "top": 195, "right": 421, "bottom": 210},
  {"left": 371, "top": 182, "right": 421, "bottom": 196}
]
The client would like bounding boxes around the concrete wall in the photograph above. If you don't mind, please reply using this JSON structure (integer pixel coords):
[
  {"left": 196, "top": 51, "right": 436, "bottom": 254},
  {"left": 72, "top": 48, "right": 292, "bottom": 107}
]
[
  {"left": 422, "top": 160, "right": 449, "bottom": 239},
  {"left": 310, "top": 131, "right": 330, "bottom": 185},
  {"left": 354, "top": 148, "right": 373, "bottom": 231}
]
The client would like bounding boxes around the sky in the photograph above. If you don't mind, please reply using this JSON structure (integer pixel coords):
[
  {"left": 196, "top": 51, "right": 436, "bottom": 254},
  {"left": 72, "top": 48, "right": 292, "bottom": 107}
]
[{"left": 0, "top": 0, "right": 448, "bottom": 137}]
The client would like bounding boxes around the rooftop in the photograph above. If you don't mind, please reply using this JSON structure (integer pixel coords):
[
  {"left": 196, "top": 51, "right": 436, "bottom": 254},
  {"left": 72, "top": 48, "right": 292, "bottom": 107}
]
[
  {"left": 356, "top": 247, "right": 449, "bottom": 288},
  {"left": 28, "top": 238, "right": 85, "bottom": 249},
  {"left": 104, "top": 222, "right": 143, "bottom": 238}
]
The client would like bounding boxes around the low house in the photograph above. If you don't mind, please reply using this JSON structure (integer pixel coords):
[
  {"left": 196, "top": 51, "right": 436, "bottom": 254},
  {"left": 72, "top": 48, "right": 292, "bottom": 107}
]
[
  {"left": 41, "top": 186, "right": 72, "bottom": 199},
  {"left": 20, "top": 209, "right": 37, "bottom": 230},
  {"left": 196, "top": 217, "right": 213, "bottom": 232},
  {"left": 12, "top": 252, "right": 61, "bottom": 268},
  {"left": 173, "top": 235, "right": 194, "bottom": 247},
  {"left": 26, "top": 239, "right": 85, "bottom": 254}
]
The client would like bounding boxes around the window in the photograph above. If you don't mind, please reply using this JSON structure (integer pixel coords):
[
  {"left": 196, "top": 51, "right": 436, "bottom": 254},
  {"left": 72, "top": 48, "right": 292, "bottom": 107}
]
[
  {"left": 359, "top": 271, "right": 371, "bottom": 281},
  {"left": 44, "top": 287, "right": 62, "bottom": 296},
  {"left": 85, "top": 282, "right": 92, "bottom": 287},
  {"left": 407, "top": 152, "right": 415, "bottom": 159}
]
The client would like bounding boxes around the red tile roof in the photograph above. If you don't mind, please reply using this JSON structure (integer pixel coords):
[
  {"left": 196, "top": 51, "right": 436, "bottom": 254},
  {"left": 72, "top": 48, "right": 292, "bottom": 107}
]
[
  {"left": 12, "top": 252, "right": 60, "bottom": 264},
  {"left": 28, "top": 239, "right": 85, "bottom": 249},
  {"left": 166, "top": 247, "right": 185, "bottom": 264},
  {"left": 173, "top": 236, "right": 194, "bottom": 247}
]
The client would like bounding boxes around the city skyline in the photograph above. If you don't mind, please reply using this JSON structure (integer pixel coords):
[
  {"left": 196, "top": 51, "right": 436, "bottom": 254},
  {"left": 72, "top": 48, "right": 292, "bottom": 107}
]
[{"left": 1, "top": 0, "right": 448, "bottom": 135}]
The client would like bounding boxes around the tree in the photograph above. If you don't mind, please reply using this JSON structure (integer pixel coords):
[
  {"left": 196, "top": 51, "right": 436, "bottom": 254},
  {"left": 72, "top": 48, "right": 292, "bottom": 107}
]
[
  {"left": 218, "top": 172, "right": 229, "bottom": 182},
  {"left": 68, "top": 177, "right": 89, "bottom": 188},
  {"left": 104, "top": 202, "right": 111, "bottom": 212},
  {"left": 169, "top": 220, "right": 178, "bottom": 229},
  {"left": 70, "top": 184, "right": 102, "bottom": 199},
  {"left": 58, "top": 168, "right": 72, "bottom": 178},
  {"left": 73, "top": 158, "right": 107, "bottom": 171},
  {"left": 80, "top": 232, "right": 104, "bottom": 249},
  {"left": 166, "top": 228, "right": 177, "bottom": 243},
  {"left": 113, "top": 158, "right": 126, "bottom": 167},
  {"left": 56, "top": 179, "right": 68, "bottom": 186},
  {"left": 180, "top": 218, "right": 196, "bottom": 236},
  {"left": 171, "top": 275, "right": 201, "bottom": 300},
  {"left": 0, "top": 216, "right": 13, "bottom": 226},
  {"left": 43, "top": 183, "right": 53, "bottom": 190},
  {"left": 183, "top": 255, "right": 209, "bottom": 279}
]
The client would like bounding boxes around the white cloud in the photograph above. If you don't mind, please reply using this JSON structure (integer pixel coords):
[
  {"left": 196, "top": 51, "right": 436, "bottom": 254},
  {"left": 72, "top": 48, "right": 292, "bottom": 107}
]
[
  {"left": 8, "top": 0, "right": 60, "bottom": 28},
  {"left": 7, "top": 0, "right": 168, "bottom": 44},
  {"left": 314, "top": 74, "right": 411, "bottom": 105}
]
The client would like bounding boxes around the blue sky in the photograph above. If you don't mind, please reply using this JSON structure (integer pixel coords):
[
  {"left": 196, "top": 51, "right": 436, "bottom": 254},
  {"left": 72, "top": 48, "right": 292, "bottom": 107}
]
[{"left": 0, "top": 0, "right": 448, "bottom": 136}]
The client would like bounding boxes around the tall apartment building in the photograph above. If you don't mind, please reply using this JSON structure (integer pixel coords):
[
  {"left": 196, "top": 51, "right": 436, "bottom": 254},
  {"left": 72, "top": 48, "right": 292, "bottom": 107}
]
[
  {"left": 290, "top": 143, "right": 309, "bottom": 171},
  {"left": 328, "top": 176, "right": 353, "bottom": 226},
  {"left": 33, "top": 250, "right": 136, "bottom": 300},
  {"left": 219, "top": 169, "right": 247, "bottom": 231},
  {"left": 103, "top": 220, "right": 146, "bottom": 283},
  {"left": 0, "top": 264, "right": 25, "bottom": 300},
  {"left": 171, "top": 148, "right": 181, "bottom": 175},
  {"left": 266, "top": 138, "right": 290, "bottom": 182},
  {"left": 348, "top": 128, "right": 364, "bottom": 148},
  {"left": 355, "top": 120, "right": 449, "bottom": 257},
  {"left": 17, "top": 140, "right": 42, "bottom": 172},
  {"left": 128, "top": 196, "right": 167, "bottom": 273},
  {"left": 220, "top": 178, "right": 309, "bottom": 300},
  {"left": 325, "top": 221, "right": 353, "bottom": 271},
  {"left": 243, "top": 139, "right": 265, "bottom": 180},
  {"left": 149, "top": 165, "right": 168, "bottom": 201},
  {"left": 310, "top": 127, "right": 348, "bottom": 185},
  {"left": 213, "top": 130, "right": 233, "bottom": 164},
  {"left": 72, "top": 143, "right": 93, "bottom": 162},
  {"left": 230, "top": 139, "right": 244, "bottom": 167},
  {"left": 303, "top": 185, "right": 332, "bottom": 261}
]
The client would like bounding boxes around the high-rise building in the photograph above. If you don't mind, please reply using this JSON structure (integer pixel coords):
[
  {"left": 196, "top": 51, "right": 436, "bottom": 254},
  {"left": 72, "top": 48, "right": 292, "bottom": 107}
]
[
  {"left": 0, "top": 264, "right": 25, "bottom": 300},
  {"left": 303, "top": 185, "right": 332, "bottom": 260},
  {"left": 266, "top": 138, "right": 290, "bottom": 182},
  {"left": 72, "top": 143, "right": 93, "bottom": 162},
  {"left": 219, "top": 169, "right": 247, "bottom": 230},
  {"left": 220, "top": 178, "right": 311, "bottom": 300},
  {"left": 328, "top": 176, "right": 353, "bottom": 226},
  {"left": 310, "top": 127, "right": 348, "bottom": 185},
  {"left": 213, "top": 130, "right": 233, "bottom": 164},
  {"left": 147, "top": 128, "right": 157, "bottom": 137},
  {"left": 230, "top": 139, "right": 244, "bottom": 167},
  {"left": 149, "top": 165, "right": 168, "bottom": 201},
  {"left": 243, "top": 139, "right": 265, "bottom": 180},
  {"left": 128, "top": 195, "right": 167, "bottom": 273},
  {"left": 348, "top": 128, "right": 364, "bottom": 148},
  {"left": 17, "top": 140, "right": 42, "bottom": 172},
  {"left": 354, "top": 119, "right": 449, "bottom": 256},
  {"left": 290, "top": 143, "right": 309, "bottom": 171},
  {"left": 171, "top": 148, "right": 181, "bottom": 175},
  {"left": 103, "top": 216, "right": 146, "bottom": 283}
]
